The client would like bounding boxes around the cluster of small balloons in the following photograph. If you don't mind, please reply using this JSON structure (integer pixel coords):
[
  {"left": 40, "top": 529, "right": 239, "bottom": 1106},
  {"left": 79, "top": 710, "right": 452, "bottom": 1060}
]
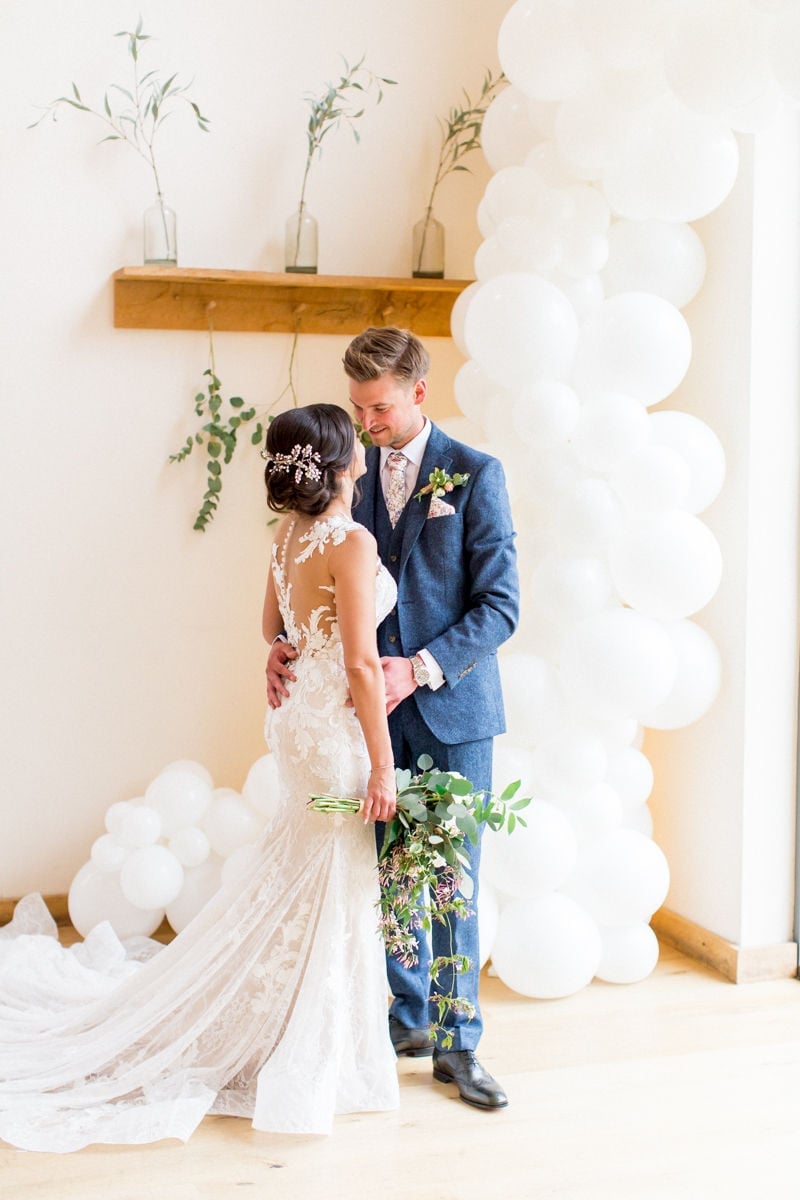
[
  {"left": 68, "top": 757, "right": 280, "bottom": 939},
  {"left": 450, "top": 0, "right": 800, "bottom": 998}
]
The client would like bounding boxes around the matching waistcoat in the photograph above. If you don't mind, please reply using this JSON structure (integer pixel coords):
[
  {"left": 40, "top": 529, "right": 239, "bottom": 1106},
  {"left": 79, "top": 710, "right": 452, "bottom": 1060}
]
[{"left": 373, "top": 483, "right": 408, "bottom": 659}]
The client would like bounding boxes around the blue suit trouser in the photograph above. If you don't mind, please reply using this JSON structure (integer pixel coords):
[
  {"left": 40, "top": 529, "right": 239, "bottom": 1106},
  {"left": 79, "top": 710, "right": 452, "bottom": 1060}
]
[{"left": 375, "top": 693, "right": 493, "bottom": 1051}]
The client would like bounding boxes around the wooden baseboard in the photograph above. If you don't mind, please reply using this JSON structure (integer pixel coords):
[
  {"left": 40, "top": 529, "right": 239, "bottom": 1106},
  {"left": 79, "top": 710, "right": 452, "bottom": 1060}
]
[{"left": 652, "top": 907, "right": 798, "bottom": 983}]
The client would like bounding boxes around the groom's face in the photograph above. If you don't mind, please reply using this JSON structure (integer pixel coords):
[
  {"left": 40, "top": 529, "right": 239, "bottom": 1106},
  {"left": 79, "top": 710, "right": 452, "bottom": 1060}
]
[{"left": 348, "top": 372, "right": 427, "bottom": 450}]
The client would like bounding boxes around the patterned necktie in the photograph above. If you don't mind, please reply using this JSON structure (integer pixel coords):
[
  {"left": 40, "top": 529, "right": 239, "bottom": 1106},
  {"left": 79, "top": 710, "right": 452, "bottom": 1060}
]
[{"left": 385, "top": 451, "right": 408, "bottom": 528}]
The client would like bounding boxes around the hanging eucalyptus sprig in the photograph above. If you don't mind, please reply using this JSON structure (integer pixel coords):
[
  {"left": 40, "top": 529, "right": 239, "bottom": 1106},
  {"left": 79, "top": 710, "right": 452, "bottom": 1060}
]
[
  {"left": 30, "top": 18, "right": 209, "bottom": 242},
  {"left": 288, "top": 55, "right": 396, "bottom": 267},
  {"left": 170, "top": 318, "right": 258, "bottom": 532},
  {"left": 415, "top": 68, "right": 505, "bottom": 274}
]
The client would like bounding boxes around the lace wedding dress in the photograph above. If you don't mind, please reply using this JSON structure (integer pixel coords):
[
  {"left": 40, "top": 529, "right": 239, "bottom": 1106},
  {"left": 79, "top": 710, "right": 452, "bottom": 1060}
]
[{"left": 0, "top": 514, "right": 399, "bottom": 1152}]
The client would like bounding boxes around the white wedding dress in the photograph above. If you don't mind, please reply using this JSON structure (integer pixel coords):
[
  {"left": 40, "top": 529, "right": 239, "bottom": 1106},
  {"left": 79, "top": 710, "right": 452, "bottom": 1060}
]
[{"left": 0, "top": 514, "right": 399, "bottom": 1152}]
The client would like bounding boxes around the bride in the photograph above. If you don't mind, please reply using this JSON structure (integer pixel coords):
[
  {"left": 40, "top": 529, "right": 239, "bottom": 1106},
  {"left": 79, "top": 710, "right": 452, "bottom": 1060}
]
[{"left": 0, "top": 403, "right": 400, "bottom": 1152}]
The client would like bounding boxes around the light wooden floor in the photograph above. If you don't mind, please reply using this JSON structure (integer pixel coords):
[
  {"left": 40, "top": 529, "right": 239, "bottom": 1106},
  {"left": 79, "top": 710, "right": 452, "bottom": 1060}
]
[{"left": 3, "top": 942, "right": 799, "bottom": 1200}]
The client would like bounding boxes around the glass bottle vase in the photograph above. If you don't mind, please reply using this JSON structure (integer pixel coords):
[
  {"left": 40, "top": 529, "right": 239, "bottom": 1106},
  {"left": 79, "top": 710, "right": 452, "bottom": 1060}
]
[
  {"left": 412, "top": 210, "right": 445, "bottom": 278},
  {"left": 143, "top": 194, "right": 177, "bottom": 266},
  {"left": 285, "top": 204, "right": 318, "bottom": 274}
]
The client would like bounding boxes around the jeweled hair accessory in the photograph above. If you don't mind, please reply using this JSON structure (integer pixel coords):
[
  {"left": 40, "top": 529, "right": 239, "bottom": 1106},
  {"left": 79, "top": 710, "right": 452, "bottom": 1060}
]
[{"left": 261, "top": 442, "right": 323, "bottom": 484}]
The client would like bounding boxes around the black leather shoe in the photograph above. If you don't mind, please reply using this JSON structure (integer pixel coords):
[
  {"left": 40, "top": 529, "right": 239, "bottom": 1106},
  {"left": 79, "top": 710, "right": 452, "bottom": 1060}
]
[
  {"left": 389, "top": 1015, "right": 435, "bottom": 1058},
  {"left": 432, "top": 1050, "right": 508, "bottom": 1110}
]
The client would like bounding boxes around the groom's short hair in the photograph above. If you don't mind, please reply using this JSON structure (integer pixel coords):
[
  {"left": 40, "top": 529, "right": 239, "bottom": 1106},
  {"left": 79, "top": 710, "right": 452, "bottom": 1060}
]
[{"left": 343, "top": 326, "right": 430, "bottom": 386}]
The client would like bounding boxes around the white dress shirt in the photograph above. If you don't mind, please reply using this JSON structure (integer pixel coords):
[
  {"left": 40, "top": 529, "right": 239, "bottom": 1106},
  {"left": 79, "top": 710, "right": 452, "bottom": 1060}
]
[{"left": 378, "top": 419, "right": 444, "bottom": 692}]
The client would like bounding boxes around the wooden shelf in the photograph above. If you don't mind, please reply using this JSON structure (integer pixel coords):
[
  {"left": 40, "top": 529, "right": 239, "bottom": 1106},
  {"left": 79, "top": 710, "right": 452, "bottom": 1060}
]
[{"left": 113, "top": 267, "right": 471, "bottom": 337}]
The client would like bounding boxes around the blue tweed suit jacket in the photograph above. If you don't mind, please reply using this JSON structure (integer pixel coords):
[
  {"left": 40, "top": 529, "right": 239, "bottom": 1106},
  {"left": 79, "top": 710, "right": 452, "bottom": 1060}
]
[{"left": 352, "top": 422, "right": 519, "bottom": 745}]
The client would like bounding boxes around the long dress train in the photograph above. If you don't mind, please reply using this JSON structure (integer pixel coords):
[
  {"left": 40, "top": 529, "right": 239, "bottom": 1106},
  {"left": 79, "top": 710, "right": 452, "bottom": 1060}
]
[{"left": 0, "top": 514, "right": 399, "bottom": 1151}]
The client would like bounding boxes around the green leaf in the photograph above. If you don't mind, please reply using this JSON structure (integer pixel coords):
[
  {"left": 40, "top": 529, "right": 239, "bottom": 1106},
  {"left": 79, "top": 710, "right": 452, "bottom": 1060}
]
[
  {"left": 448, "top": 777, "right": 472, "bottom": 796},
  {"left": 417, "top": 753, "right": 434, "bottom": 771},
  {"left": 507, "top": 812, "right": 516, "bottom": 834},
  {"left": 208, "top": 460, "right": 222, "bottom": 476},
  {"left": 500, "top": 779, "right": 521, "bottom": 801},
  {"left": 229, "top": 395, "right": 244, "bottom": 408}
]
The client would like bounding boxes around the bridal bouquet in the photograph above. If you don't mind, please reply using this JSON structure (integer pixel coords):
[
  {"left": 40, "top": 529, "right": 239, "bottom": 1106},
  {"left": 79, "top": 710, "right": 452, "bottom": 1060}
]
[{"left": 308, "top": 754, "right": 530, "bottom": 1046}]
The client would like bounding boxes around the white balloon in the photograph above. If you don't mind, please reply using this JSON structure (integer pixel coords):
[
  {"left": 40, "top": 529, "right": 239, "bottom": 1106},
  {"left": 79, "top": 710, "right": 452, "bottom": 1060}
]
[
  {"left": 557, "top": 478, "right": 626, "bottom": 552},
  {"left": 242, "top": 754, "right": 282, "bottom": 822},
  {"left": 482, "top": 801, "right": 578, "bottom": 900},
  {"left": 641, "top": 619, "right": 723, "bottom": 729},
  {"left": 603, "top": 96, "right": 740, "bottom": 222},
  {"left": 570, "top": 391, "right": 650, "bottom": 472},
  {"left": 609, "top": 511, "right": 723, "bottom": 620},
  {"left": 203, "top": 792, "right": 264, "bottom": 858},
  {"left": 648, "top": 411, "right": 726, "bottom": 514},
  {"left": 551, "top": 271, "right": 605, "bottom": 319},
  {"left": 603, "top": 220, "right": 706, "bottom": 309},
  {"left": 498, "top": 0, "right": 596, "bottom": 101},
  {"left": 554, "top": 84, "right": 630, "bottom": 179},
  {"left": 90, "top": 834, "right": 130, "bottom": 873},
  {"left": 596, "top": 922, "right": 659, "bottom": 983},
  {"left": 552, "top": 782, "right": 624, "bottom": 847},
  {"left": 498, "top": 653, "right": 566, "bottom": 745},
  {"left": 160, "top": 759, "right": 214, "bottom": 787},
  {"left": 481, "top": 84, "right": 543, "bottom": 170},
  {"left": 579, "top": 829, "right": 670, "bottom": 924},
  {"left": 604, "top": 747, "right": 654, "bottom": 810},
  {"left": 491, "top": 893, "right": 602, "bottom": 998},
  {"left": 530, "top": 554, "right": 616, "bottom": 623},
  {"left": 511, "top": 380, "right": 580, "bottom": 448},
  {"left": 532, "top": 731, "right": 609, "bottom": 796},
  {"left": 104, "top": 800, "right": 136, "bottom": 840},
  {"left": 168, "top": 825, "right": 211, "bottom": 868},
  {"left": 623, "top": 804, "right": 654, "bottom": 837},
  {"left": 463, "top": 273, "right": 579, "bottom": 389},
  {"left": 68, "top": 861, "right": 164, "bottom": 939},
  {"left": 492, "top": 742, "right": 538, "bottom": 798},
  {"left": 453, "top": 359, "right": 501, "bottom": 431},
  {"left": 116, "top": 804, "right": 162, "bottom": 849},
  {"left": 482, "top": 165, "right": 548, "bottom": 226},
  {"left": 664, "top": 0, "right": 768, "bottom": 118},
  {"left": 450, "top": 282, "right": 481, "bottom": 355},
  {"left": 145, "top": 768, "right": 212, "bottom": 837},
  {"left": 574, "top": 293, "right": 692, "bottom": 407},
  {"left": 120, "top": 845, "right": 185, "bottom": 910},
  {"left": 561, "top": 609, "right": 678, "bottom": 720},
  {"left": 610, "top": 444, "right": 692, "bottom": 512},
  {"left": 435, "top": 416, "right": 485, "bottom": 447},
  {"left": 165, "top": 859, "right": 222, "bottom": 933}
]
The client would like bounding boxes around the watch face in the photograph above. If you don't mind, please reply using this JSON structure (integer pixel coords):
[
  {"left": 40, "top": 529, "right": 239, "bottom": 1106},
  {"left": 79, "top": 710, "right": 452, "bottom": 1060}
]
[{"left": 412, "top": 657, "right": 430, "bottom": 685}]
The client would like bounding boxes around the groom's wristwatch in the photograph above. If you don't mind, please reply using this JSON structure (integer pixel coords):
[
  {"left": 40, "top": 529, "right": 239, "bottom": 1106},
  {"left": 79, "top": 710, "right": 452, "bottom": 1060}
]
[{"left": 409, "top": 654, "right": 431, "bottom": 688}]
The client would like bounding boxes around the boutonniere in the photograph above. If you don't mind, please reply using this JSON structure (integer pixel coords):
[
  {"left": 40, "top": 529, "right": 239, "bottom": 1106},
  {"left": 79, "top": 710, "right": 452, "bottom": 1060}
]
[{"left": 414, "top": 466, "right": 470, "bottom": 502}]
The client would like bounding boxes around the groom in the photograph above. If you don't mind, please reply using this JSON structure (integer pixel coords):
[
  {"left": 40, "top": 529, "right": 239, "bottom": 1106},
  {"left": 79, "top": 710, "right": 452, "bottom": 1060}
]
[{"left": 344, "top": 327, "right": 519, "bottom": 1110}]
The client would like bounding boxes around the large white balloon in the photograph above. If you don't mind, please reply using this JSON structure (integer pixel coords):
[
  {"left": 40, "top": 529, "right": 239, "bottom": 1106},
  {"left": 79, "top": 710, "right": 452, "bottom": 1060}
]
[
  {"left": 532, "top": 730, "right": 609, "bottom": 796},
  {"left": 557, "top": 478, "right": 626, "bottom": 553},
  {"left": 596, "top": 922, "right": 659, "bottom": 983},
  {"left": 90, "top": 833, "right": 129, "bottom": 873},
  {"left": 168, "top": 825, "right": 211, "bottom": 868},
  {"left": 610, "top": 444, "right": 692, "bottom": 512},
  {"left": 577, "top": 829, "right": 670, "bottom": 925},
  {"left": 498, "top": 1, "right": 596, "bottom": 101},
  {"left": 530, "top": 554, "right": 616, "bottom": 624},
  {"left": 491, "top": 893, "right": 602, "bottom": 998},
  {"left": 511, "top": 380, "right": 580, "bottom": 448},
  {"left": 481, "top": 85, "right": 543, "bottom": 170},
  {"left": 463, "top": 273, "right": 579, "bottom": 389},
  {"left": 450, "top": 282, "right": 482, "bottom": 356},
  {"left": 641, "top": 619, "right": 723, "bottom": 729},
  {"left": 68, "top": 861, "right": 164, "bottom": 939},
  {"left": 603, "top": 220, "right": 707, "bottom": 309},
  {"left": 569, "top": 391, "right": 650, "bottom": 472},
  {"left": 561, "top": 608, "right": 678, "bottom": 720},
  {"left": 603, "top": 96, "right": 740, "bottom": 222},
  {"left": 664, "top": 0, "right": 768, "bottom": 119},
  {"left": 498, "top": 653, "right": 566, "bottom": 745},
  {"left": 203, "top": 790, "right": 264, "bottom": 858},
  {"left": 481, "top": 797, "right": 579, "bottom": 901},
  {"left": 574, "top": 293, "right": 692, "bottom": 406},
  {"left": 145, "top": 767, "right": 212, "bottom": 837},
  {"left": 604, "top": 747, "right": 654, "bottom": 811},
  {"left": 120, "top": 845, "right": 185, "bottom": 910},
  {"left": 115, "top": 803, "right": 162, "bottom": 849},
  {"left": 609, "top": 511, "right": 723, "bottom": 620},
  {"left": 552, "top": 781, "right": 624, "bottom": 847},
  {"left": 648, "top": 411, "right": 726, "bottom": 514}
]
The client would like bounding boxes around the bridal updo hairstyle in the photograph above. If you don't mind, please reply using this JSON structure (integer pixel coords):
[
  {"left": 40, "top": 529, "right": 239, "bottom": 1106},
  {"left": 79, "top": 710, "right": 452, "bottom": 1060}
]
[{"left": 263, "top": 403, "right": 355, "bottom": 516}]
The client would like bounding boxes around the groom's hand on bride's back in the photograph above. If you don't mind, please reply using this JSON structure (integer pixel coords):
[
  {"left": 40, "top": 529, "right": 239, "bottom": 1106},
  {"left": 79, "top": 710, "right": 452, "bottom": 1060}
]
[{"left": 266, "top": 640, "right": 298, "bottom": 709}]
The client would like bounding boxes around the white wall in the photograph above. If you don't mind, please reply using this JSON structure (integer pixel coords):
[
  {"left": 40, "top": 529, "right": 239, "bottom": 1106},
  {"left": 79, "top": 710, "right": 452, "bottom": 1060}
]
[
  {"left": 0, "top": 0, "right": 498, "bottom": 896},
  {"left": 648, "top": 110, "right": 800, "bottom": 948}
]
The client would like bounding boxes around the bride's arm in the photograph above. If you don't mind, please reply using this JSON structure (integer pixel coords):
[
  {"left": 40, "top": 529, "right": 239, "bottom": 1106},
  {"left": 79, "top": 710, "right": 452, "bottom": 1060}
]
[{"left": 330, "top": 530, "right": 396, "bottom": 825}]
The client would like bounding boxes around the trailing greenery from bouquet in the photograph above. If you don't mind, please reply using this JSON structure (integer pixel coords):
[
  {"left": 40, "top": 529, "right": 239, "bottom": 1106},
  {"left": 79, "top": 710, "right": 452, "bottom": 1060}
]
[
  {"left": 414, "top": 68, "right": 505, "bottom": 275},
  {"left": 30, "top": 19, "right": 209, "bottom": 241},
  {"left": 309, "top": 754, "right": 530, "bottom": 1048},
  {"left": 288, "top": 55, "right": 396, "bottom": 267}
]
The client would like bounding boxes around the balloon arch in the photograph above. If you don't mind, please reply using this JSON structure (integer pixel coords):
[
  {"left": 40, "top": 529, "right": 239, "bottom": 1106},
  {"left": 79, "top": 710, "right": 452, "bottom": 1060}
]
[{"left": 69, "top": 0, "right": 800, "bottom": 998}]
